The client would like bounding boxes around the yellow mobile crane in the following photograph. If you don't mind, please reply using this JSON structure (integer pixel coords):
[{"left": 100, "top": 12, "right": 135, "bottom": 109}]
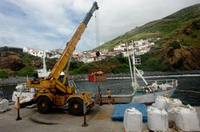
[{"left": 26, "top": 2, "right": 99, "bottom": 115}]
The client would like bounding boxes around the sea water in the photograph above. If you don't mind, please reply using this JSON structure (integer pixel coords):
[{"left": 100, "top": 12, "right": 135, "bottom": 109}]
[{"left": 0, "top": 76, "right": 200, "bottom": 106}]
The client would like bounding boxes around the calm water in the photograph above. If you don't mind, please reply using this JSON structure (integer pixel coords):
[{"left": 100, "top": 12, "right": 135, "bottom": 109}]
[{"left": 0, "top": 76, "right": 200, "bottom": 106}]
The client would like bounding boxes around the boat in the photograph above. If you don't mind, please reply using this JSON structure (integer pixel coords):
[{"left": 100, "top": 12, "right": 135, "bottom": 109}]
[
  {"left": 12, "top": 83, "right": 35, "bottom": 103},
  {"left": 11, "top": 52, "right": 50, "bottom": 102},
  {"left": 101, "top": 41, "right": 178, "bottom": 104},
  {"left": 12, "top": 52, "right": 51, "bottom": 102}
]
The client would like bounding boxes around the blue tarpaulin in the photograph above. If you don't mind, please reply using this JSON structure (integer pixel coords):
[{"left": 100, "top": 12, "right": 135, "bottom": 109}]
[{"left": 111, "top": 104, "right": 147, "bottom": 123}]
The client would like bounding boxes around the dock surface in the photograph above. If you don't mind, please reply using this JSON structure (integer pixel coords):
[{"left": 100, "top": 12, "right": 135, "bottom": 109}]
[{"left": 0, "top": 104, "right": 200, "bottom": 132}]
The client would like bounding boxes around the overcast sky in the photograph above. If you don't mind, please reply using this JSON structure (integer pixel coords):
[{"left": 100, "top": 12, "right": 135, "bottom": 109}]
[{"left": 0, "top": 0, "right": 200, "bottom": 52}]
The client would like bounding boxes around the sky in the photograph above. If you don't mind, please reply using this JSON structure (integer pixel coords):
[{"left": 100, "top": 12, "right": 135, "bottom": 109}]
[{"left": 0, "top": 0, "right": 200, "bottom": 52}]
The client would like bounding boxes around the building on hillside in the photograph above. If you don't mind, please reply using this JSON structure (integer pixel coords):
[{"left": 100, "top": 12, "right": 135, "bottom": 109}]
[
  {"left": 113, "top": 43, "right": 126, "bottom": 51},
  {"left": 72, "top": 51, "right": 83, "bottom": 62},
  {"left": 80, "top": 52, "right": 95, "bottom": 63},
  {"left": 23, "top": 47, "right": 46, "bottom": 58},
  {"left": 48, "top": 49, "right": 62, "bottom": 59},
  {"left": 23, "top": 47, "right": 63, "bottom": 59},
  {"left": 112, "top": 39, "right": 155, "bottom": 57},
  {"left": 79, "top": 51, "right": 107, "bottom": 63},
  {"left": 30, "top": 50, "right": 44, "bottom": 58}
]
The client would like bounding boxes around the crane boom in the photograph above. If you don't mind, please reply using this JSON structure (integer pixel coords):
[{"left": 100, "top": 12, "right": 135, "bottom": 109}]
[
  {"left": 49, "top": 2, "right": 99, "bottom": 80},
  {"left": 25, "top": 2, "right": 98, "bottom": 115}
]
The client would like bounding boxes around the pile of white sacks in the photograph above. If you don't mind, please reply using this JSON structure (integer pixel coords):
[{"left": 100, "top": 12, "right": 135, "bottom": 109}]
[
  {"left": 123, "top": 96, "right": 200, "bottom": 132},
  {"left": 148, "top": 96, "right": 200, "bottom": 132}
]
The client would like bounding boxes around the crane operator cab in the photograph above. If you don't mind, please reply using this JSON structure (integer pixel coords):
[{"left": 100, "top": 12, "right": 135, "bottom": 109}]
[{"left": 58, "top": 72, "right": 69, "bottom": 87}]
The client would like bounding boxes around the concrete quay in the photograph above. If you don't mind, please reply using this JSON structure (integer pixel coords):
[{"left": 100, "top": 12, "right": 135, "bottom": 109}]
[{"left": 0, "top": 105, "right": 200, "bottom": 132}]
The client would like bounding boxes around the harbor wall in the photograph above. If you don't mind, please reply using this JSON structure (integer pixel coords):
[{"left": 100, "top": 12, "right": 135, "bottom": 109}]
[
  {"left": 69, "top": 70, "right": 200, "bottom": 81},
  {"left": 0, "top": 70, "right": 200, "bottom": 85}
]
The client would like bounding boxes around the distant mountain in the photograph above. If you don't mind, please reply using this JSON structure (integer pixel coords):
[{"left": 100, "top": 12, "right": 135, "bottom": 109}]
[{"left": 96, "top": 4, "right": 200, "bottom": 70}]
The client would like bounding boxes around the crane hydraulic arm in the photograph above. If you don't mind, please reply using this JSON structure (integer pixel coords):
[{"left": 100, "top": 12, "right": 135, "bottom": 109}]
[
  {"left": 25, "top": 2, "right": 99, "bottom": 115},
  {"left": 48, "top": 2, "right": 99, "bottom": 80}
]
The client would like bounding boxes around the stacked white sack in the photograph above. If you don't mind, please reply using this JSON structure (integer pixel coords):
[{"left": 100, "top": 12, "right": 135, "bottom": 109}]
[
  {"left": 147, "top": 106, "right": 168, "bottom": 132},
  {"left": 0, "top": 99, "right": 9, "bottom": 112},
  {"left": 123, "top": 107, "right": 143, "bottom": 132},
  {"left": 168, "top": 98, "right": 182, "bottom": 109},
  {"left": 168, "top": 105, "right": 200, "bottom": 131},
  {"left": 153, "top": 96, "right": 170, "bottom": 110},
  {"left": 167, "top": 98, "right": 182, "bottom": 121}
]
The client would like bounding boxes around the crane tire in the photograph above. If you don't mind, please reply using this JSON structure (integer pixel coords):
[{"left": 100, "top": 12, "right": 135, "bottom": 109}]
[
  {"left": 37, "top": 96, "right": 52, "bottom": 114},
  {"left": 68, "top": 98, "right": 83, "bottom": 116}
]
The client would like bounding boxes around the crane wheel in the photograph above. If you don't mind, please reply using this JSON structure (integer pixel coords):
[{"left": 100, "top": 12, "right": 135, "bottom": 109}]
[
  {"left": 68, "top": 98, "right": 83, "bottom": 116},
  {"left": 37, "top": 96, "right": 52, "bottom": 114}
]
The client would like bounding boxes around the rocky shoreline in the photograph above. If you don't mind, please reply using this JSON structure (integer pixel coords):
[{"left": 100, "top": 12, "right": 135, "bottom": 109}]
[{"left": 0, "top": 70, "right": 200, "bottom": 85}]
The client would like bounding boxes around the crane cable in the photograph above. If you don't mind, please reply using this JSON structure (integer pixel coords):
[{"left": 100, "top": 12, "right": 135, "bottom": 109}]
[
  {"left": 95, "top": 9, "right": 100, "bottom": 60},
  {"left": 95, "top": 10, "right": 99, "bottom": 48}
]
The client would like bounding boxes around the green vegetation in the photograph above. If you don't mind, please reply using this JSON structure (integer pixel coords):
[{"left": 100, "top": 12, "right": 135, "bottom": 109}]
[
  {"left": 14, "top": 67, "right": 36, "bottom": 76},
  {"left": 69, "top": 55, "right": 130, "bottom": 75},
  {"left": 68, "top": 53, "right": 174, "bottom": 75},
  {"left": 170, "top": 41, "right": 181, "bottom": 49},
  {"left": 22, "top": 55, "right": 31, "bottom": 63},
  {"left": 94, "top": 4, "right": 200, "bottom": 71},
  {"left": 137, "top": 53, "right": 171, "bottom": 71},
  {"left": 95, "top": 4, "right": 200, "bottom": 51},
  {"left": 0, "top": 50, "right": 59, "bottom": 77},
  {"left": 0, "top": 70, "right": 8, "bottom": 78}
]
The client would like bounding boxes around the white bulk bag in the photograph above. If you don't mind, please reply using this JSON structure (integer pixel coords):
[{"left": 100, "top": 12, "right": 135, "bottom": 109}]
[
  {"left": 169, "top": 106, "right": 200, "bottom": 131},
  {"left": 0, "top": 99, "right": 9, "bottom": 112},
  {"left": 154, "top": 96, "right": 170, "bottom": 110},
  {"left": 168, "top": 98, "right": 182, "bottom": 109},
  {"left": 123, "top": 107, "right": 143, "bottom": 132},
  {"left": 147, "top": 106, "right": 168, "bottom": 131}
]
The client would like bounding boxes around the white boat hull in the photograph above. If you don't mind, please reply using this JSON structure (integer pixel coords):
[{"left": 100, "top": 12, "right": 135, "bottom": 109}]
[
  {"left": 132, "top": 88, "right": 176, "bottom": 104},
  {"left": 12, "top": 91, "right": 34, "bottom": 102},
  {"left": 102, "top": 87, "right": 176, "bottom": 104}
]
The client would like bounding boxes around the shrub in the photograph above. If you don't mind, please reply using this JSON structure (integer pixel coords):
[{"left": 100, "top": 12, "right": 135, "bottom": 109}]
[
  {"left": 0, "top": 70, "right": 8, "bottom": 78},
  {"left": 170, "top": 41, "right": 181, "bottom": 49},
  {"left": 106, "top": 57, "right": 120, "bottom": 63},
  {"left": 118, "top": 64, "right": 130, "bottom": 73},
  {"left": 191, "top": 33, "right": 197, "bottom": 38},
  {"left": 22, "top": 55, "right": 31, "bottom": 63}
]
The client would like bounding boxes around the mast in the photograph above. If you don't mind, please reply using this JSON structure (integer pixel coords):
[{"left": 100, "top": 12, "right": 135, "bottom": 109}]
[
  {"left": 127, "top": 43, "right": 134, "bottom": 91},
  {"left": 42, "top": 51, "right": 47, "bottom": 73},
  {"left": 131, "top": 40, "right": 148, "bottom": 86},
  {"left": 131, "top": 40, "right": 138, "bottom": 91}
]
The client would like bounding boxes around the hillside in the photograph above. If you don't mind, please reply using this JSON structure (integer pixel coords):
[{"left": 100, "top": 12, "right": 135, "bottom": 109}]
[
  {"left": 0, "top": 51, "right": 56, "bottom": 77},
  {"left": 96, "top": 4, "right": 200, "bottom": 70}
]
